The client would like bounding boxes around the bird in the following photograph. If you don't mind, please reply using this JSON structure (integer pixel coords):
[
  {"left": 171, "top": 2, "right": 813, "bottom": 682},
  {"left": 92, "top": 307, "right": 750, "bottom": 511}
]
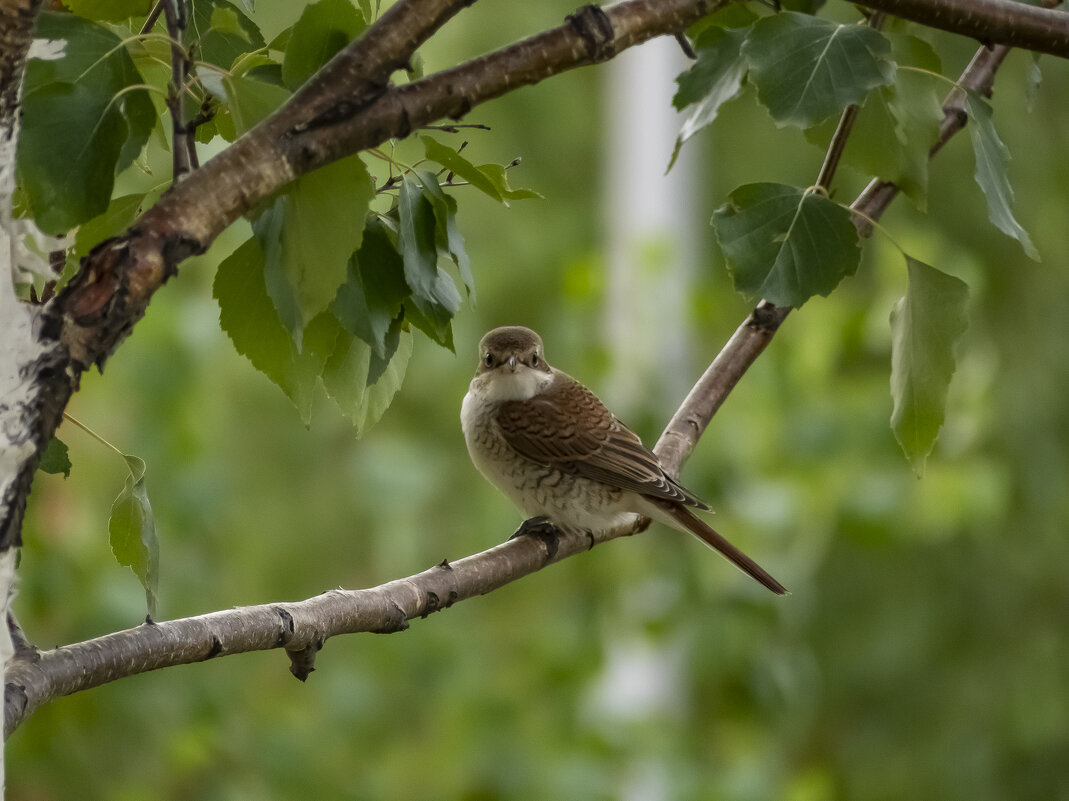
[{"left": 461, "top": 325, "right": 787, "bottom": 595}]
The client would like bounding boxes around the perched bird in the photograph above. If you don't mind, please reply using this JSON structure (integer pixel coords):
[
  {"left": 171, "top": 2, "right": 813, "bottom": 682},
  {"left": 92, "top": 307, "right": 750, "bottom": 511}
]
[{"left": 461, "top": 326, "right": 787, "bottom": 595}]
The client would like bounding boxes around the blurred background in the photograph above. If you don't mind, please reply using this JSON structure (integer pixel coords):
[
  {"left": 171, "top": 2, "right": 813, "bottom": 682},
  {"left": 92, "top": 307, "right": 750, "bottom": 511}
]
[{"left": 11, "top": 1, "right": 1069, "bottom": 798}]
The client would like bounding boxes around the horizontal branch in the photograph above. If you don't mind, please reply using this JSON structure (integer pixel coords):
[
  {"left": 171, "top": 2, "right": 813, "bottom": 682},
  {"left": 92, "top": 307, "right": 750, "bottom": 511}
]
[
  {"left": 280, "top": 0, "right": 727, "bottom": 175},
  {"left": 4, "top": 517, "right": 643, "bottom": 736},
  {"left": 137, "top": 0, "right": 726, "bottom": 260},
  {"left": 851, "top": 0, "right": 1069, "bottom": 59}
]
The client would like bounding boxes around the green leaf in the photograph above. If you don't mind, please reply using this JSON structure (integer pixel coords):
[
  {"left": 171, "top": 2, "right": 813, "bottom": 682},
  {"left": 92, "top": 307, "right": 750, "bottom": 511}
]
[
  {"left": 669, "top": 25, "right": 748, "bottom": 170},
  {"left": 253, "top": 155, "right": 375, "bottom": 347},
  {"left": 404, "top": 284, "right": 459, "bottom": 351},
  {"left": 322, "top": 325, "right": 413, "bottom": 435},
  {"left": 189, "top": 0, "right": 265, "bottom": 70},
  {"left": 890, "top": 257, "right": 969, "bottom": 475},
  {"left": 742, "top": 12, "right": 894, "bottom": 128},
  {"left": 712, "top": 182, "right": 860, "bottom": 307},
  {"left": 472, "top": 163, "right": 542, "bottom": 202},
  {"left": 19, "top": 83, "right": 127, "bottom": 235},
  {"left": 366, "top": 324, "right": 412, "bottom": 421},
  {"left": 781, "top": 0, "right": 826, "bottom": 10},
  {"left": 109, "top": 453, "right": 159, "bottom": 618},
  {"left": 73, "top": 193, "right": 146, "bottom": 258},
  {"left": 963, "top": 90, "right": 1040, "bottom": 261},
  {"left": 368, "top": 312, "right": 403, "bottom": 385},
  {"left": 398, "top": 176, "right": 443, "bottom": 301},
  {"left": 332, "top": 216, "right": 411, "bottom": 357},
  {"left": 879, "top": 35, "right": 943, "bottom": 210},
  {"left": 209, "top": 5, "right": 253, "bottom": 40},
  {"left": 200, "top": 70, "right": 291, "bottom": 138},
  {"left": 804, "top": 33, "right": 942, "bottom": 209},
  {"left": 282, "top": 0, "right": 366, "bottom": 90},
  {"left": 414, "top": 170, "right": 474, "bottom": 301},
  {"left": 18, "top": 13, "right": 155, "bottom": 235},
  {"left": 397, "top": 177, "right": 462, "bottom": 349},
  {"left": 421, "top": 136, "right": 502, "bottom": 201},
  {"left": 39, "top": 437, "right": 72, "bottom": 478},
  {"left": 63, "top": 0, "right": 153, "bottom": 20},
  {"left": 214, "top": 238, "right": 343, "bottom": 424}
]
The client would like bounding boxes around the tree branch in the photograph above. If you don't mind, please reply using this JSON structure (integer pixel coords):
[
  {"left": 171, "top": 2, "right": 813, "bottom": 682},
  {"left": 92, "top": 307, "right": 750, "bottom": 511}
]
[
  {"left": 657, "top": 34, "right": 1018, "bottom": 471},
  {"left": 4, "top": 522, "right": 637, "bottom": 736},
  {"left": 850, "top": 0, "right": 1069, "bottom": 59}
]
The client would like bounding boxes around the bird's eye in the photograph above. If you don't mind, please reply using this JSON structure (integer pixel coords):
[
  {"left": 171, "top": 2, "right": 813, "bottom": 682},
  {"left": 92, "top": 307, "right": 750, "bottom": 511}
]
[
  {"left": 484, "top": 353, "right": 494, "bottom": 367},
  {"left": 530, "top": 353, "right": 540, "bottom": 367}
]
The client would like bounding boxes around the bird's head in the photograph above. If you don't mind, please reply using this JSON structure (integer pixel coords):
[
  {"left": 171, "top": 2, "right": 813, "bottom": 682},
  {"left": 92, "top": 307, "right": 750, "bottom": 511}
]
[{"left": 474, "top": 326, "right": 554, "bottom": 401}]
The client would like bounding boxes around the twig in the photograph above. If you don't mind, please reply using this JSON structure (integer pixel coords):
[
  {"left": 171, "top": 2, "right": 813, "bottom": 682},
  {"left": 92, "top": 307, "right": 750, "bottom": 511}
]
[
  {"left": 815, "top": 13, "right": 886, "bottom": 193},
  {"left": 420, "top": 123, "right": 492, "bottom": 133},
  {"left": 161, "top": 0, "right": 192, "bottom": 181},
  {"left": 139, "top": 0, "right": 165, "bottom": 35},
  {"left": 815, "top": 104, "right": 860, "bottom": 194}
]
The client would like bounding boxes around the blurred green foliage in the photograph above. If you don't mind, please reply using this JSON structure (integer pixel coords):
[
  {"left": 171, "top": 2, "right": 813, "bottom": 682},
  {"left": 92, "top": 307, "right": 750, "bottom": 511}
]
[{"left": 11, "top": 1, "right": 1069, "bottom": 799}]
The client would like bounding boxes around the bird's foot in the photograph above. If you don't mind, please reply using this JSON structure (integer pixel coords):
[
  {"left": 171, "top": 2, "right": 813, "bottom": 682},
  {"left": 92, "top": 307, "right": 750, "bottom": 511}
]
[
  {"left": 509, "top": 516, "right": 561, "bottom": 561},
  {"left": 509, "top": 516, "right": 557, "bottom": 541}
]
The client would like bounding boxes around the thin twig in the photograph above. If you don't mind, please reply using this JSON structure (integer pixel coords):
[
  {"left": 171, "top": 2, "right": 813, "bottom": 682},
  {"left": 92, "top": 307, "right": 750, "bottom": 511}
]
[
  {"left": 815, "top": 104, "right": 860, "bottom": 193},
  {"left": 815, "top": 12, "right": 886, "bottom": 192},
  {"left": 139, "top": 0, "right": 165, "bottom": 35},
  {"left": 161, "top": 0, "right": 192, "bottom": 181},
  {"left": 420, "top": 123, "right": 492, "bottom": 133}
]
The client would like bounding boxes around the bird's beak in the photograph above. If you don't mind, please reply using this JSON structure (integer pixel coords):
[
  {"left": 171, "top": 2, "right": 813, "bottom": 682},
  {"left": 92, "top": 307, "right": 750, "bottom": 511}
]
[{"left": 507, "top": 355, "right": 518, "bottom": 372}]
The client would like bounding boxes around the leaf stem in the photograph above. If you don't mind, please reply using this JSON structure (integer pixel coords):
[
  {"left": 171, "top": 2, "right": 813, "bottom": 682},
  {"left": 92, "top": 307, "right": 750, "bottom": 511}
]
[{"left": 61, "top": 412, "right": 125, "bottom": 459}]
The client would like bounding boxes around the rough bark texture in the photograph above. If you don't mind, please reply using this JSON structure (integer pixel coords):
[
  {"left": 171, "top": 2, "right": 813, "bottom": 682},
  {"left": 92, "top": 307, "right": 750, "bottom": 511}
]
[
  {"left": 0, "top": 0, "right": 49, "bottom": 551},
  {"left": 857, "top": 0, "right": 1069, "bottom": 58}
]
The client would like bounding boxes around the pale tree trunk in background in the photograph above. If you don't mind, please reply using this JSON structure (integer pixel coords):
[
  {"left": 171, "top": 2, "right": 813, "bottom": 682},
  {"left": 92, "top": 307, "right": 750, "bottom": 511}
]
[
  {"left": 599, "top": 37, "right": 702, "bottom": 801},
  {"left": 0, "top": 1, "right": 48, "bottom": 793},
  {"left": 603, "top": 37, "right": 701, "bottom": 420}
]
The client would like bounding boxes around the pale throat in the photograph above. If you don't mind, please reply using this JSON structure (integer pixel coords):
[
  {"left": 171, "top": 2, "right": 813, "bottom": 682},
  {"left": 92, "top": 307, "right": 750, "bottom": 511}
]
[{"left": 476, "top": 366, "right": 554, "bottom": 402}]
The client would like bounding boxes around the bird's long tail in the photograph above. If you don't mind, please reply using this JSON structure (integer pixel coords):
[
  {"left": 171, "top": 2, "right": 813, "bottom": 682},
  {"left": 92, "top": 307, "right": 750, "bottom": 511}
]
[{"left": 652, "top": 500, "right": 788, "bottom": 595}]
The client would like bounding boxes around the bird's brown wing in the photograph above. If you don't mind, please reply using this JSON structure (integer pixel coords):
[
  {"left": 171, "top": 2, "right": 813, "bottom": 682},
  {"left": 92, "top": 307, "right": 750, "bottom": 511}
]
[{"left": 496, "top": 373, "right": 708, "bottom": 509}]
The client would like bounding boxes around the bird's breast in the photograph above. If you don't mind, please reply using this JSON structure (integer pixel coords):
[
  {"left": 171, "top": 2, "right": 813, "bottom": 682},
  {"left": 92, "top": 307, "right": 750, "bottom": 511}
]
[{"left": 461, "top": 390, "right": 639, "bottom": 532}]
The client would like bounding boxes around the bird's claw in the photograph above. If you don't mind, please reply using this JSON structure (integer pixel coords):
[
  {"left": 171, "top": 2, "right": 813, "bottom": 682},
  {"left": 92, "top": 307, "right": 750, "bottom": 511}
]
[
  {"left": 509, "top": 516, "right": 558, "bottom": 541},
  {"left": 509, "top": 516, "right": 561, "bottom": 561}
]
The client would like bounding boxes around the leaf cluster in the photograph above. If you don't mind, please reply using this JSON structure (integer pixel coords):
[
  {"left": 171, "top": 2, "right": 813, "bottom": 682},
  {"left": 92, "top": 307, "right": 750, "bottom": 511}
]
[
  {"left": 17, "top": 0, "right": 539, "bottom": 433},
  {"left": 21, "top": 0, "right": 542, "bottom": 610},
  {"left": 671, "top": 7, "right": 1039, "bottom": 473}
]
